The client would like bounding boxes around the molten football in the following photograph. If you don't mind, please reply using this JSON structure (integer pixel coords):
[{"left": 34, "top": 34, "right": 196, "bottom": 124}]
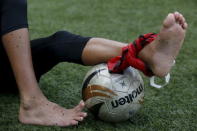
[{"left": 82, "top": 63, "right": 144, "bottom": 122}]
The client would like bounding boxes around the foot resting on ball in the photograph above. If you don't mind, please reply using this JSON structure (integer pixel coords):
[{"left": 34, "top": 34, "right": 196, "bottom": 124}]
[
  {"left": 108, "top": 33, "right": 157, "bottom": 76},
  {"left": 108, "top": 12, "right": 187, "bottom": 77},
  {"left": 138, "top": 12, "right": 187, "bottom": 77}
]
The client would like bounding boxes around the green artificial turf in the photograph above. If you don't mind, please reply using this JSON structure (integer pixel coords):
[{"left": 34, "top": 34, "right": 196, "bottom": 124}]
[{"left": 0, "top": 0, "right": 196, "bottom": 130}]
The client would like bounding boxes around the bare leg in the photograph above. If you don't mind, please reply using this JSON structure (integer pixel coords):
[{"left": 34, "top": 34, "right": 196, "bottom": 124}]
[
  {"left": 19, "top": 12, "right": 187, "bottom": 126},
  {"left": 82, "top": 12, "right": 187, "bottom": 77},
  {"left": 17, "top": 32, "right": 88, "bottom": 127},
  {"left": 2, "top": 30, "right": 87, "bottom": 127},
  {"left": 82, "top": 38, "right": 126, "bottom": 65}
]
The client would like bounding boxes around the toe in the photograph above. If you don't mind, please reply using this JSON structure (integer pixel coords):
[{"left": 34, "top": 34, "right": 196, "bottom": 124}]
[
  {"left": 174, "top": 11, "right": 182, "bottom": 23},
  {"left": 74, "top": 100, "right": 85, "bottom": 112},
  {"left": 77, "top": 112, "right": 87, "bottom": 117},
  {"left": 74, "top": 116, "right": 84, "bottom": 121},
  {"left": 70, "top": 120, "right": 78, "bottom": 126},
  {"left": 174, "top": 11, "right": 179, "bottom": 19},
  {"left": 176, "top": 14, "right": 182, "bottom": 23},
  {"left": 163, "top": 13, "right": 175, "bottom": 28},
  {"left": 173, "top": 12, "right": 187, "bottom": 29},
  {"left": 179, "top": 14, "right": 187, "bottom": 28},
  {"left": 183, "top": 22, "right": 188, "bottom": 29},
  {"left": 179, "top": 14, "right": 185, "bottom": 23}
]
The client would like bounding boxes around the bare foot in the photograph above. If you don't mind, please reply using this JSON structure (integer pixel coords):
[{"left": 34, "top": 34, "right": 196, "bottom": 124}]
[
  {"left": 138, "top": 12, "right": 188, "bottom": 77},
  {"left": 19, "top": 99, "right": 87, "bottom": 127}
]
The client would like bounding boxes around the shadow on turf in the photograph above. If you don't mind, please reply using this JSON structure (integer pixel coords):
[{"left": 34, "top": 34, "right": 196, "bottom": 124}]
[
  {"left": 79, "top": 112, "right": 149, "bottom": 128},
  {"left": 129, "top": 113, "right": 149, "bottom": 126}
]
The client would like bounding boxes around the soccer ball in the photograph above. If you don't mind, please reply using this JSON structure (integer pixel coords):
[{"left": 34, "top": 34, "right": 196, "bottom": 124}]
[{"left": 82, "top": 63, "right": 144, "bottom": 122}]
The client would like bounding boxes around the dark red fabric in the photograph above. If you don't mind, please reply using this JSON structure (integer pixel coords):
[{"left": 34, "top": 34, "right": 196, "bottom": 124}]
[{"left": 107, "top": 33, "right": 158, "bottom": 77}]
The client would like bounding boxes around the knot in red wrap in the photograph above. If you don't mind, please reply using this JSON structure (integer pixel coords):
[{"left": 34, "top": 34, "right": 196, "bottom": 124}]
[{"left": 107, "top": 33, "right": 158, "bottom": 77}]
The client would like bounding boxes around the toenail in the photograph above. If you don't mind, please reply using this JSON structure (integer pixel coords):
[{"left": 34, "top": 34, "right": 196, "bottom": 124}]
[{"left": 84, "top": 113, "right": 87, "bottom": 116}]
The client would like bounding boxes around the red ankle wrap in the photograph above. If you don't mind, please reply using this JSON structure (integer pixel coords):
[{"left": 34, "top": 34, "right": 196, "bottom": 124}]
[{"left": 107, "top": 33, "right": 158, "bottom": 77}]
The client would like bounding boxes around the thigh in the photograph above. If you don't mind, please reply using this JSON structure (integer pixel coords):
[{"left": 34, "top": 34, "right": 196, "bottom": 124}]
[
  {"left": 31, "top": 31, "right": 91, "bottom": 80},
  {"left": 0, "top": 31, "right": 91, "bottom": 92}
]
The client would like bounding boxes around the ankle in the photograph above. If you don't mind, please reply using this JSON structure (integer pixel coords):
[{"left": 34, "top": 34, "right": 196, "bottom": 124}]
[{"left": 20, "top": 95, "right": 47, "bottom": 111}]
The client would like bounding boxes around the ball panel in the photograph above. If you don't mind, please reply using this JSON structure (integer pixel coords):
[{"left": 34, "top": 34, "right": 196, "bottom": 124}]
[
  {"left": 82, "top": 64, "right": 144, "bottom": 122},
  {"left": 111, "top": 74, "right": 131, "bottom": 93},
  {"left": 89, "top": 102, "right": 104, "bottom": 118},
  {"left": 82, "top": 85, "right": 117, "bottom": 101}
]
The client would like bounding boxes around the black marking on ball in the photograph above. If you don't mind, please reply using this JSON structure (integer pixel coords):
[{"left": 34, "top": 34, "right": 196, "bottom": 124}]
[
  {"left": 89, "top": 102, "right": 104, "bottom": 119},
  {"left": 82, "top": 68, "right": 106, "bottom": 92}
]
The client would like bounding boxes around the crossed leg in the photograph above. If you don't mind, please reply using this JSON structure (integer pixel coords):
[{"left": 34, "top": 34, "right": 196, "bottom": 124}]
[
  {"left": 82, "top": 12, "right": 187, "bottom": 77},
  {"left": 19, "top": 12, "right": 187, "bottom": 127}
]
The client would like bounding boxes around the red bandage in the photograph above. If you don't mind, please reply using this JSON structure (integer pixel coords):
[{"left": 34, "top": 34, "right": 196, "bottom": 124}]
[{"left": 107, "top": 33, "right": 158, "bottom": 77}]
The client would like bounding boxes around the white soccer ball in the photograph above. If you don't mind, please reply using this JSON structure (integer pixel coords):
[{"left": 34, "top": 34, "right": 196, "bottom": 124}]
[{"left": 82, "top": 63, "right": 144, "bottom": 122}]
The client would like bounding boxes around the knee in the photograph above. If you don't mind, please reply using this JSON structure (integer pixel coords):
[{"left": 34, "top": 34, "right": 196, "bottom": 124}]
[
  {"left": 52, "top": 31, "right": 72, "bottom": 42},
  {"left": 44, "top": 31, "right": 69, "bottom": 59}
]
